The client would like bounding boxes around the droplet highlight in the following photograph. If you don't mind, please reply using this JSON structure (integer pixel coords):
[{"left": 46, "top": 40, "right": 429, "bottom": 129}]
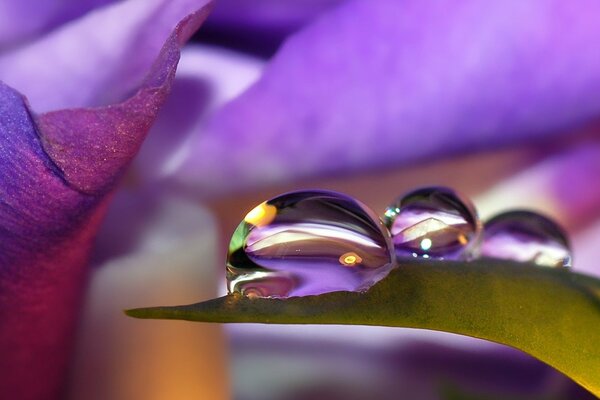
[
  {"left": 480, "top": 210, "right": 571, "bottom": 268},
  {"left": 383, "top": 186, "right": 481, "bottom": 260},
  {"left": 227, "top": 190, "right": 395, "bottom": 298}
]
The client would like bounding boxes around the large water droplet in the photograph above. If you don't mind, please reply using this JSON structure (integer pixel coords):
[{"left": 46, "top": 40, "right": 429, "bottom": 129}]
[
  {"left": 480, "top": 210, "right": 571, "bottom": 268},
  {"left": 383, "top": 187, "right": 481, "bottom": 260},
  {"left": 227, "top": 190, "right": 395, "bottom": 298}
]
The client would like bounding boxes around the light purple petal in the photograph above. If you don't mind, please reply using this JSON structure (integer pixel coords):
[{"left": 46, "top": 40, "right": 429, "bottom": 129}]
[
  {"left": 133, "top": 45, "right": 263, "bottom": 184},
  {"left": 174, "top": 0, "right": 600, "bottom": 195},
  {"left": 0, "top": 0, "right": 210, "bottom": 112},
  {"left": 0, "top": 4, "right": 212, "bottom": 398},
  {"left": 574, "top": 219, "right": 600, "bottom": 277},
  {"left": 479, "top": 140, "right": 600, "bottom": 226},
  {"left": 0, "top": 0, "right": 114, "bottom": 49}
]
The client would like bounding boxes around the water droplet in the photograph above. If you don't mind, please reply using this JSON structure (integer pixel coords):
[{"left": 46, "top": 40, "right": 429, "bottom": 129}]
[
  {"left": 480, "top": 210, "right": 571, "bottom": 268},
  {"left": 227, "top": 190, "right": 395, "bottom": 298},
  {"left": 383, "top": 187, "right": 481, "bottom": 260}
]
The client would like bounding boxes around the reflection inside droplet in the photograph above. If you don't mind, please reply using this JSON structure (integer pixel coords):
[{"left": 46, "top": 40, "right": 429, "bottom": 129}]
[
  {"left": 244, "top": 202, "right": 277, "bottom": 226},
  {"left": 384, "top": 187, "right": 481, "bottom": 260},
  {"left": 227, "top": 190, "right": 395, "bottom": 298},
  {"left": 420, "top": 238, "right": 432, "bottom": 251},
  {"left": 339, "top": 252, "right": 362, "bottom": 267}
]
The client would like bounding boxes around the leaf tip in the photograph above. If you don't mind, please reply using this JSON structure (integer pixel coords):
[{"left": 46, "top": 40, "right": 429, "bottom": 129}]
[{"left": 123, "top": 307, "right": 160, "bottom": 319}]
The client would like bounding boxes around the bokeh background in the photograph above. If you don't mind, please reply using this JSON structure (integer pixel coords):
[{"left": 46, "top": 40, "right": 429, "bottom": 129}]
[{"left": 1, "top": 0, "right": 600, "bottom": 399}]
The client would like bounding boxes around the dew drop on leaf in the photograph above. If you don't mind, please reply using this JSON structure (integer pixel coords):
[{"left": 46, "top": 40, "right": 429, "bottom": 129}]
[
  {"left": 481, "top": 210, "right": 572, "bottom": 268},
  {"left": 227, "top": 190, "right": 395, "bottom": 298},
  {"left": 383, "top": 186, "right": 481, "bottom": 260}
]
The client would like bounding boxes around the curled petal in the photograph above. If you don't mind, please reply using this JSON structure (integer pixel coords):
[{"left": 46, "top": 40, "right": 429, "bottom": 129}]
[{"left": 0, "top": 3, "right": 212, "bottom": 398}]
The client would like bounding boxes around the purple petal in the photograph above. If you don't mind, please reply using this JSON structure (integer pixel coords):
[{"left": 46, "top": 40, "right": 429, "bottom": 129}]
[
  {"left": 478, "top": 140, "right": 600, "bottom": 226},
  {"left": 174, "top": 0, "right": 600, "bottom": 195},
  {"left": 551, "top": 142, "right": 600, "bottom": 224},
  {"left": 0, "top": 0, "right": 114, "bottom": 49},
  {"left": 0, "top": 4, "right": 212, "bottom": 398},
  {"left": 209, "top": 0, "right": 342, "bottom": 31},
  {"left": 575, "top": 219, "right": 600, "bottom": 277},
  {"left": 474, "top": 139, "right": 600, "bottom": 276},
  {"left": 0, "top": 0, "right": 210, "bottom": 112},
  {"left": 203, "top": 0, "right": 343, "bottom": 56},
  {"left": 133, "top": 45, "right": 263, "bottom": 184}
]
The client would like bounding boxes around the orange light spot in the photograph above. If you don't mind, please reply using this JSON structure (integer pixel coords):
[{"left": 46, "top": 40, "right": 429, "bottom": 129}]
[
  {"left": 244, "top": 202, "right": 277, "bottom": 227},
  {"left": 457, "top": 234, "right": 468, "bottom": 245},
  {"left": 339, "top": 252, "right": 362, "bottom": 267}
]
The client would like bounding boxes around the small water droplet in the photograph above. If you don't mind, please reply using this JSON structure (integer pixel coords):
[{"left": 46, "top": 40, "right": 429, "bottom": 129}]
[
  {"left": 480, "top": 210, "right": 571, "bottom": 268},
  {"left": 383, "top": 187, "right": 481, "bottom": 260},
  {"left": 227, "top": 190, "right": 395, "bottom": 298}
]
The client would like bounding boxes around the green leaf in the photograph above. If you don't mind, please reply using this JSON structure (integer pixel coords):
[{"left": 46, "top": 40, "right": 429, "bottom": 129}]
[{"left": 125, "top": 259, "right": 600, "bottom": 396}]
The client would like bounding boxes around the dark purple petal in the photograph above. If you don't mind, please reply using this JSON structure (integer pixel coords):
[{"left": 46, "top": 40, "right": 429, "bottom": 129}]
[
  {"left": 174, "top": 0, "right": 600, "bottom": 195},
  {"left": 0, "top": 3, "right": 212, "bottom": 398},
  {"left": 0, "top": 0, "right": 210, "bottom": 112},
  {"left": 209, "top": 0, "right": 341, "bottom": 31},
  {"left": 0, "top": 0, "right": 114, "bottom": 50},
  {"left": 0, "top": 82, "right": 103, "bottom": 399},
  {"left": 202, "top": 0, "right": 343, "bottom": 56}
]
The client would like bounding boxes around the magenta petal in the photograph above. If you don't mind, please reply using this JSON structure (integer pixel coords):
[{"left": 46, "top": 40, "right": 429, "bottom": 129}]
[
  {"left": 175, "top": 0, "right": 600, "bottom": 194},
  {"left": 37, "top": 26, "right": 182, "bottom": 194},
  {"left": 0, "top": 4, "right": 212, "bottom": 399}
]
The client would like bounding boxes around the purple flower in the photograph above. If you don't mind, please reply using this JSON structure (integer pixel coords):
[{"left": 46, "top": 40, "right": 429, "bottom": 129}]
[
  {"left": 0, "top": 1, "right": 212, "bottom": 398},
  {"left": 1, "top": 0, "right": 600, "bottom": 399},
  {"left": 169, "top": 0, "right": 600, "bottom": 196}
]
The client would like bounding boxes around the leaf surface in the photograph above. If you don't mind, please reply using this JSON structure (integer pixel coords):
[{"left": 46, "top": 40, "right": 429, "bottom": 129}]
[{"left": 126, "top": 259, "right": 600, "bottom": 396}]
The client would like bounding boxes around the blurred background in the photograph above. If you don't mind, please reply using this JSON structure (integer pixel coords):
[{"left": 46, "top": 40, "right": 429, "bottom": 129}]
[
  {"left": 3, "top": 0, "right": 598, "bottom": 399},
  {"left": 72, "top": 148, "right": 597, "bottom": 399}
]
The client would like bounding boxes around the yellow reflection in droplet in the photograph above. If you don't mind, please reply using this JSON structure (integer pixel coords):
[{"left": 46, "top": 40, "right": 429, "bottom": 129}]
[
  {"left": 244, "top": 202, "right": 277, "bottom": 227},
  {"left": 339, "top": 252, "right": 362, "bottom": 267}
]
